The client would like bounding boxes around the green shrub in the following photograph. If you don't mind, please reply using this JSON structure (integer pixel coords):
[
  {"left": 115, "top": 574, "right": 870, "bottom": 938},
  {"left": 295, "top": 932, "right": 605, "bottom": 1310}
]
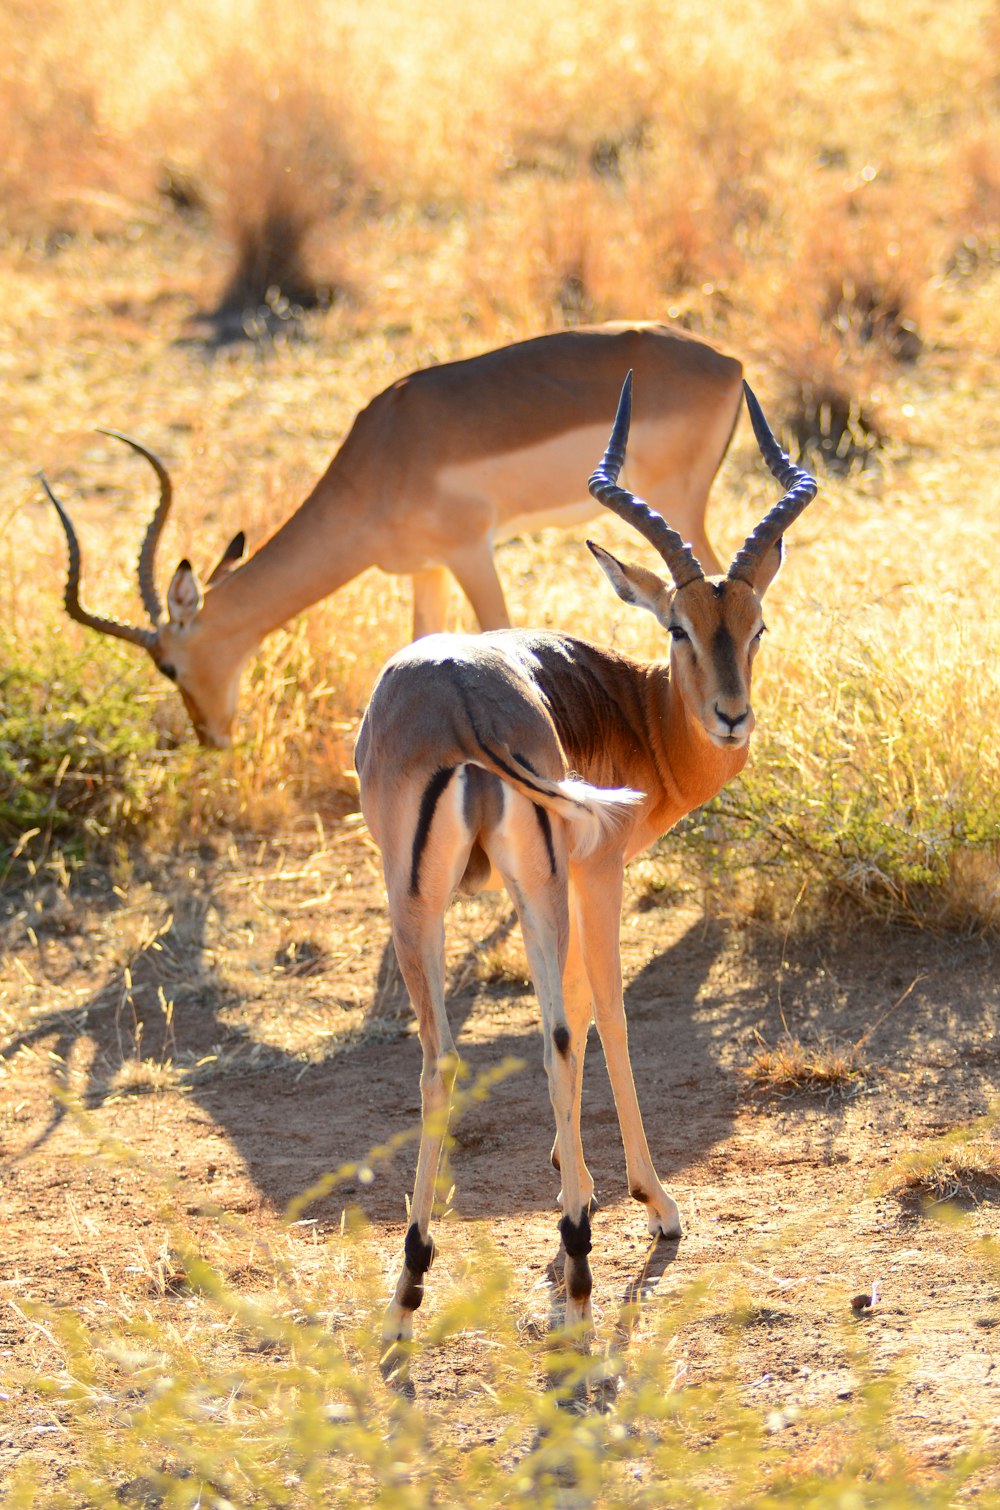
[
  {"left": 675, "top": 623, "right": 1000, "bottom": 932},
  {"left": 2, "top": 1115, "right": 989, "bottom": 1510},
  {"left": 0, "top": 630, "right": 169, "bottom": 867}
]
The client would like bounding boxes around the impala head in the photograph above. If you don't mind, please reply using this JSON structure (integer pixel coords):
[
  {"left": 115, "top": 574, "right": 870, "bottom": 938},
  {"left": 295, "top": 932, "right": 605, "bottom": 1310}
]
[
  {"left": 587, "top": 372, "right": 817, "bottom": 750},
  {"left": 40, "top": 432, "right": 248, "bottom": 748}
]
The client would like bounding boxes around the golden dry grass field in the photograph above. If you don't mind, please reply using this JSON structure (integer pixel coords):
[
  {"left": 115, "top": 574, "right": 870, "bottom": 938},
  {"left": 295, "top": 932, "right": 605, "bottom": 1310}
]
[{"left": 1, "top": 0, "right": 999, "bottom": 1504}]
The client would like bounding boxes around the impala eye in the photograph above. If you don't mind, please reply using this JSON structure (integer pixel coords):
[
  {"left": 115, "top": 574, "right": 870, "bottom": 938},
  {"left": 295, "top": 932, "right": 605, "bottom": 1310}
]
[
  {"left": 668, "top": 625, "right": 689, "bottom": 642},
  {"left": 754, "top": 624, "right": 767, "bottom": 641},
  {"left": 159, "top": 662, "right": 178, "bottom": 682}
]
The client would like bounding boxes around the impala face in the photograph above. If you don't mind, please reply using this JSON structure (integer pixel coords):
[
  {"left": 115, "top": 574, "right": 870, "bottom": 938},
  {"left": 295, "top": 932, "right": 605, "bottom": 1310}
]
[
  {"left": 151, "top": 629, "right": 245, "bottom": 749},
  {"left": 586, "top": 538, "right": 782, "bottom": 754},
  {"left": 665, "top": 576, "right": 767, "bottom": 749}
]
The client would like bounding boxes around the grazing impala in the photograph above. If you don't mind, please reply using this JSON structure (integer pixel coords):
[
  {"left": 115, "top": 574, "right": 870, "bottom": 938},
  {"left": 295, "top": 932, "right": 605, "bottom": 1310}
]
[
  {"left": 40, "top": 323, "right": 742, "bottom": 747},
  {"left": 355, "top": 372, "right": 817, "bottom": 1359}
]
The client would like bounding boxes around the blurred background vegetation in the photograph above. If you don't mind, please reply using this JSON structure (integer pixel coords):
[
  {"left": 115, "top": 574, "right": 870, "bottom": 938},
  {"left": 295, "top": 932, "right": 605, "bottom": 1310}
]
[{"left": 1, "top": 0, "right": 997, "bottom": 917}]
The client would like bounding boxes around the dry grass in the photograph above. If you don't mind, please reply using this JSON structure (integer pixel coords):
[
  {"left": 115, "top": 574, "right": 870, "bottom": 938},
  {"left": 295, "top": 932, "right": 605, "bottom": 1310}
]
[
  {"left": 743, "top": 1031, "right": 870, "bottom": 1096},
  {"left": 0, "top": 0, "right": 997, "bottom": 933},
  {"left": 880, "top": 1118, "right": 1000, "bottom": 1205}
]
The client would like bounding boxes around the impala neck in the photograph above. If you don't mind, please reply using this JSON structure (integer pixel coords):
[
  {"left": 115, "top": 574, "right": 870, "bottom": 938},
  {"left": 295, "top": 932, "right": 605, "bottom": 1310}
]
[
  {"left": 532, "top": 635, "right": 749, "bottom": 843},
  {"left": 202, "top": 475, "right": 378, "bottom": 646},
  {"left": 643, "top": 662, "right": 749, "bottom": 823}
]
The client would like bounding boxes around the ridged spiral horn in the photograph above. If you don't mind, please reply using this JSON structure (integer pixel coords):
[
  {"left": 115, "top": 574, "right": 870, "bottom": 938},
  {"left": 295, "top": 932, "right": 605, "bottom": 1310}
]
[
  {"left": 588, "top": 371, "right": 705, "bottom": 591},
  {"left": 728, "top": 383, "right": 817, "bottom": 584},
  {"left": 39, "top": 472, "right": 158, "bottom": 649},
  {"left": 96, "top": 429, "right": 174, "bottom": 625}
]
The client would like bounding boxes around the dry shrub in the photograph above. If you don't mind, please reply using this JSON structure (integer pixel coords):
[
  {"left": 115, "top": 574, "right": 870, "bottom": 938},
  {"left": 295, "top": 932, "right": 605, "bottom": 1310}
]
[
  {"left": 744, "top": 1031, "right": 870, "bottom": 1096},
  {"left": 0, "top": 1, "right": 147, "bottom": 238},
  {"left": 765, "top": 183, "right": 933, "bottom": 467},
  {"left": 881, "top": 1118, "right": 1000, "bottom": 1205},
  {"left": 624, "top": 128, "right": 772, "bottom": 300},
  {"left": 948, "top": 131, "right": 1000, "bottom": 276},
  {"left": 179, "top": 30, "right": 358, "bottom": 337}
]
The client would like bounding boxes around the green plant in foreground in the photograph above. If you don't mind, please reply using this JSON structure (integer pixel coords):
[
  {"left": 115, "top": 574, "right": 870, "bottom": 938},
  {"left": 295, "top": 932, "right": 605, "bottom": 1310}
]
[
  {"left": 5, "top": 1230, "right": 988, "bottom": 1510},
  {"left": 0, "top": 631, "right": 169, "bottom": 867},
  {"left": 3, "top": 1096, "right": 993, "bottom": 1510}
]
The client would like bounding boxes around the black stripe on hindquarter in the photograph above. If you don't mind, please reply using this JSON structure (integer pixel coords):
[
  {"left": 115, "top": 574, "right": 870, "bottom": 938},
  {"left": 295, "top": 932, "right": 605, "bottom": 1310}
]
[
  {"left": 466, "top": 711, "right": 561, "bottom": 874},
  {"left": 409, "top": 767, "right": 457, "bottom": 896},
  {"left": 533, "top": 803, "right": 558, "bottom": 877},
  {"left": 480, "top": 738, "right": 547, "bottom": 794}
]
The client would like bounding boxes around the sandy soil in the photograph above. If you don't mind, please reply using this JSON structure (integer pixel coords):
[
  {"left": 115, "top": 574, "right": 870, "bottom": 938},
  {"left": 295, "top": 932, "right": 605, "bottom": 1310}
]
[{"left": 1, "top": 827, "right": 998, "bottom": 1497}]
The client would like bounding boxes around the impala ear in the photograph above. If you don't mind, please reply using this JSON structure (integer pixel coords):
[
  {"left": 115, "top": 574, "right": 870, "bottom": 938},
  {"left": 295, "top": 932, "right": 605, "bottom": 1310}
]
[
  {"left": 587, "top": 540, "right": 672, "bottom": 619},
  {"left": 166, "top": 558, "right": 204, "bottom": 628},
  {"left": 207, "top": 531, "right": 247, "bottom": 585}
]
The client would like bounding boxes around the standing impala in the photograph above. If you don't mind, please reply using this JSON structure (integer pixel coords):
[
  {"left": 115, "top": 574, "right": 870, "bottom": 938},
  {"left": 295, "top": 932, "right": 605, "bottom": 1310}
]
[
  {"left": 40, "top": 323, "right": 742, "bottom": 747},
  {"left": 356, "top": 372, "right": 817, "bottom": 1360}
]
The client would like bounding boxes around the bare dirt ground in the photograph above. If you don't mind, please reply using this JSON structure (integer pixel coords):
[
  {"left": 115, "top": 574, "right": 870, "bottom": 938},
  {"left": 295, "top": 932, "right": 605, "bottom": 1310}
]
[{"left": 2, "top": 823, "right": 998, "bottom": 1497}]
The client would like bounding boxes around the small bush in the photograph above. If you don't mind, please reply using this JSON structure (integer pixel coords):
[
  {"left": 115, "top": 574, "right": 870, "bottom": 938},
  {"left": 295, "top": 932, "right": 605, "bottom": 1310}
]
[
  {"left": 744, "top": 1031, "right": 870, "bottom": 1095},
  {"left": 673, "top": 614, "right": 1000, "bottom": 934},
  {"left": 881, "top": 1115, "right": 1000, "bottom": 1205},
  {"left": 0, "top": 631, "right": 169, "bottom": 868}
]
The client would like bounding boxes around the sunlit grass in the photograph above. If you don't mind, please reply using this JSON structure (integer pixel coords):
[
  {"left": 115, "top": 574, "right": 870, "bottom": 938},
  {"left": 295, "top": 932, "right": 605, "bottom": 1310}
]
[
  {"left": 2, "top": 1102, "right": 994, "bottom": 1508},
  {"left": 0, "top": 0, "right": 998, "bottom": 920},
  {"left": 880, "top": 1114, "right": 1000, "bottom": 1206},
  {"left": 743, "top": 1031, "right": 870, "bottom": 1096}
]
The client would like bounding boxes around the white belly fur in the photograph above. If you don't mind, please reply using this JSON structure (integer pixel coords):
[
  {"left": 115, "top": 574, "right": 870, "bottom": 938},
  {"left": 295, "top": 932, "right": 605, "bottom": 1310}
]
[{"left": 436, "top": 422, "right": 642, "bottom": 539}]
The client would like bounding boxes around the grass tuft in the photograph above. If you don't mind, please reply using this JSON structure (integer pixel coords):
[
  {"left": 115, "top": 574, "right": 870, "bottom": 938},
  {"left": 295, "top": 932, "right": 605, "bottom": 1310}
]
[
  {"left": 744, "top": 1030, "right": 870, "bottom": 1096},
  {"left": 880, "top": 1116, "right": 1000, "bottom": 1206}
]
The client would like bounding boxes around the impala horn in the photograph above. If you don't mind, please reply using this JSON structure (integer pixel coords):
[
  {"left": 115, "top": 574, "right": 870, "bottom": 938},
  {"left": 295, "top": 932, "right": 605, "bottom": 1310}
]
[
  {"left": 39, "top": 430, "right": 177, "bottom": 648},
  {"left": 728, "top": 383, "right": 818, "bottom": 584},
  {"left": 96, "top": 429, "right": 173, "bottom": 624},
  {"left": 588, "top": 371, "right": 705, "bottom": 590}
]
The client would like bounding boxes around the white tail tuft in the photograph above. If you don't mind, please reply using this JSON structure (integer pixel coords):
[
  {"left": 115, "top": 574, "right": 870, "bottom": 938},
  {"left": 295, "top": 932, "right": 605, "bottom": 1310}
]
[
  {"left": 467, "top": 751, "right": 645, "bottom": 859},
  {"left": 546, "top": 777, "right": 645, "bottom": 860}
]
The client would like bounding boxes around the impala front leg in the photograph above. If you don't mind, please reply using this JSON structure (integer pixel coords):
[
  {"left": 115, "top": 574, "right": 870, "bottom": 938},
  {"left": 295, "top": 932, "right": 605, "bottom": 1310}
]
[
  {"left": 574, "top": 860, "right": 681, "bottom": 1240},
  {"left": 412, "top": 566, "right": 453, "bottom": 639},
  {"left": 447, "top": 540, "right": 512, "bottom": 633}
]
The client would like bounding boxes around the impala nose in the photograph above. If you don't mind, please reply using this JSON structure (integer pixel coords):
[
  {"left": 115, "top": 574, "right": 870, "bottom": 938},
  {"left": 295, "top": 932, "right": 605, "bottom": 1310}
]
[{"left": 714, "top": 704, "right": 749, "bottom": 734}]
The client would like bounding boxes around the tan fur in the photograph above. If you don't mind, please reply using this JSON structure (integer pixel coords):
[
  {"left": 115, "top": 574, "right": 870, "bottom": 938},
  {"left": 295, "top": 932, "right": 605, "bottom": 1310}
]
[{"left": 47, "top": 323, "right": 742, "bottom": 746}]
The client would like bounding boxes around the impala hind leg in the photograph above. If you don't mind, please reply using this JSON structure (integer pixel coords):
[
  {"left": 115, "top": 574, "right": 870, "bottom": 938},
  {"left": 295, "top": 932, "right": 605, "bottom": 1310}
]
[
  {"left": 485, "top": 797, "right": 593, "bottom": 1329},
  {"left": 574, "top": 859, "right": 681, "bottom": 1241},
  {"left": 381, "top": 900, "right": 458, "bottom": 1371},
  {"left": 377, "top": 776, "right": 475, "bottom": 1373},
  {"left": 548, "top": 921, "right": 596, "bottom": 1215}
]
